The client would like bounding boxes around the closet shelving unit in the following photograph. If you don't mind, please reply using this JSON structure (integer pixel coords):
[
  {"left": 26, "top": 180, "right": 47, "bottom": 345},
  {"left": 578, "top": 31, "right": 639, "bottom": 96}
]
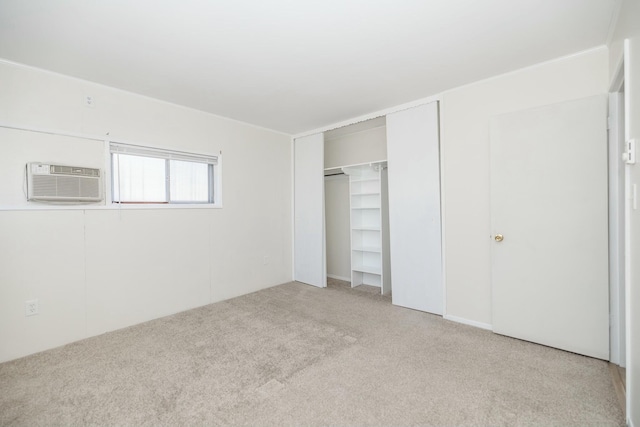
[{"left": 342, "top": 162, "right": 391, "bottom": 295}]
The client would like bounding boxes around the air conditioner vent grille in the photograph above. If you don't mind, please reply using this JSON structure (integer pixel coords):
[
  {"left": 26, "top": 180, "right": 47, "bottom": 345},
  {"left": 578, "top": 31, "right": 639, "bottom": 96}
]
[
  {"left": 80, "top": 177, "right": 100, "bottom": 197},
  {"left": 32, "top": 175, "right": 57, "bottom": 197},
  {"left": 57, "top": 176, "right": 81, "bottom": 197},
  {"left": 51, "top": 165, "right": 100, "bottom": 177}
]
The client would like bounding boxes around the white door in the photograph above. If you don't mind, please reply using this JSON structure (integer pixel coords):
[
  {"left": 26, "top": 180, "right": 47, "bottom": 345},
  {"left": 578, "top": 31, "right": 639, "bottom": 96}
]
[
  {"left": 623, "top": 36, "right": 640, "bottom": 425},
  {"left": 386, "top": 102, "right": 443, "bottom": 314},
  {"left": 490, "top": 95, "right": 609, "bottom": 359},
  {"left": 294, "top": 133, "right": 326, "bottom": 287}
]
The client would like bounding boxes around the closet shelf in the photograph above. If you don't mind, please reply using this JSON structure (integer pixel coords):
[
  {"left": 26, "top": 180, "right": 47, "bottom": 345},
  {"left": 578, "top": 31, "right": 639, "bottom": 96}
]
[
  {"left": 353, "top": 246, "right": 382, "bottom": 253},
  {"left": 351, "top": 191, "right": 380, "bottom": 196},
  {"left": 350, "top": 178, "right": 379, "bottom": 183},
  {"left": 352, "top": 265, "right": 382, "bottom": 275},
  {"left": 343, "top": 162, "right": 389, "bottom": 295}
]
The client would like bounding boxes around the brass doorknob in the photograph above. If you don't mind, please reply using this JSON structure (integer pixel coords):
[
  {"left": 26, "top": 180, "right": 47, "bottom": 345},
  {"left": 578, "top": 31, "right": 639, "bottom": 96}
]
[{"left": 494, "top": 234, "right": 504, "bottom": 242}]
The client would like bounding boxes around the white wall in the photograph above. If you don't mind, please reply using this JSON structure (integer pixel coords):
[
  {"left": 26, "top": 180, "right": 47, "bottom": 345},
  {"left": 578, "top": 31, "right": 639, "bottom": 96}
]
[
  {"left": 440, "top": 47, "right": 609, "bottom": 326},
  {"left": 609, "top": 0, "right": 640, "bottom": 80},
  {"left": 0, "top": 60, "right": 292, "bottom": 362},
  {"left": 609, "top": 1, "right": 640, "bottom": 423},
  {"left": 324, "top": 126, "right": 386, "bottom": 169},
  {"left": 324, "top": 175, "right": 351, "bottom": 281}
]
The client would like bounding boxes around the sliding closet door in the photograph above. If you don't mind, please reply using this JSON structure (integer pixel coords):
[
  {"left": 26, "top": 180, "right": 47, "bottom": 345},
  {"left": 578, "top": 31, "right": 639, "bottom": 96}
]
[
  {"left": 294, "top": 133, "right": 326, "bottom": 287},
  {"left": 386, "top": 102, "right": 442, "bottom": 314}
]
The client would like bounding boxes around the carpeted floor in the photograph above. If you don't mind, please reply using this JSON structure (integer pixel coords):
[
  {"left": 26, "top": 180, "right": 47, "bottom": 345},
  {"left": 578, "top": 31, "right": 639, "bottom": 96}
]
[{"left": 0, "top": 280, "right": 625, "bottom": 426}]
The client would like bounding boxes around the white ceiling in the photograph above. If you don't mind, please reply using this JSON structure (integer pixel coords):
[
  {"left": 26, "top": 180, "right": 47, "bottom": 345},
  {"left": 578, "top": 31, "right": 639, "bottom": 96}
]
[{"left": 0, "top": 0, "right": 619, "bottom": 135}]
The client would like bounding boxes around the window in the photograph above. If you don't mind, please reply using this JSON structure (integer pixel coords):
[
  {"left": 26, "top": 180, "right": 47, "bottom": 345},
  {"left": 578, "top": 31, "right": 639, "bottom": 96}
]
[{"left": 110, "top": 142, "right": 219, "bottom": 205}]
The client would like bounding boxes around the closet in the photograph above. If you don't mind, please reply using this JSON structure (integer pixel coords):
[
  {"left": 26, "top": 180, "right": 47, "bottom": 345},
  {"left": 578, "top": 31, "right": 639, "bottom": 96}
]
[
  {"left": 294, "top": 102, "right": 443, "bottom": 315},
  {"left": 323, "top": 117, "right": 391, "bottom": 295}
]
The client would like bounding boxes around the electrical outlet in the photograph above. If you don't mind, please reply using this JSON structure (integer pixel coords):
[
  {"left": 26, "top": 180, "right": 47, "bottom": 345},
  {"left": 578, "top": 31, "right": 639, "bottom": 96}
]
[
  {"left": 263, "top": 256, "right": 269, "bottom": 265},
  {"left": 25, "top": 299, "right": 38, "bottom": 316},
  {"left": 85, "top": 95, "right": 95, "bottom": 108}
]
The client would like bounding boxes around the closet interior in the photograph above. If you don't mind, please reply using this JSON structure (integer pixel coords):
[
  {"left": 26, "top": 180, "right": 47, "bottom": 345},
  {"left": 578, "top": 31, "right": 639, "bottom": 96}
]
[{"left": 323, "top": 117, "right": 391, "bottom": 295}]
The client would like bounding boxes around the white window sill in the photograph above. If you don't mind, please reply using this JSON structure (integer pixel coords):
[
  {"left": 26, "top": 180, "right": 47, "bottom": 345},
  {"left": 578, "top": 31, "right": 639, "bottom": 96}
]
[{"left": 0, "top": 203, "right": 223, "bottom": 211}]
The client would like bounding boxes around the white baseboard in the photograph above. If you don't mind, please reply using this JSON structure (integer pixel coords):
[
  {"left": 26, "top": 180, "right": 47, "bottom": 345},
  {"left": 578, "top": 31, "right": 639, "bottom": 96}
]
[
  {"left": 327, "top": 274, "right": 351, "bottom": 282},
  {"left": 444, "top": 314, "right": 492, "bottom": 331}
]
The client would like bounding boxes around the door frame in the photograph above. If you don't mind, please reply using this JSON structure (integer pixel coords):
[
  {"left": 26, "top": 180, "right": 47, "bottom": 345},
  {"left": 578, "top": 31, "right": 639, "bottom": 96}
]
[{"left": 609, "top": 65, "right": 627, "bottom": 367}]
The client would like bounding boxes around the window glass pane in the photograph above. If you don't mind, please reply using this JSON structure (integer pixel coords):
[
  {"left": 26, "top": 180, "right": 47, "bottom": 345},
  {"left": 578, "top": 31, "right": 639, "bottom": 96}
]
[
  {"left": 169, "top": 160, "right": 210, "bottom": 202},
  {"left": 112, "top": 154, "right": 167, "bottom": 202}
]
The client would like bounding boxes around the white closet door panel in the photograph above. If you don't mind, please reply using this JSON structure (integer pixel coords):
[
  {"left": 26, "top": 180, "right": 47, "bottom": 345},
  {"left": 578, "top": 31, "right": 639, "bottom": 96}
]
[
  {"left": 386, "top": 102, "right": 443, "bottom": 314},
  {"left": 294, "top": 133, "right": 326, "bottom": 287}
]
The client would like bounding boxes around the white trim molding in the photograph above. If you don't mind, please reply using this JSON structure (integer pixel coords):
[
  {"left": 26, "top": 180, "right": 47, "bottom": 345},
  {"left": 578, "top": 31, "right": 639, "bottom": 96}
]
[{"left": 444, "top": 314, "right": 492, "bottom": 331}]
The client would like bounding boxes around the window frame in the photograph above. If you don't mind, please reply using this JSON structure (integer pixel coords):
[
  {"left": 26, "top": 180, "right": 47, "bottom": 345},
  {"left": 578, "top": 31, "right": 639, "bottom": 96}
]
[{"left": 109, "top": 142, "right": 221, "bottom": 207}]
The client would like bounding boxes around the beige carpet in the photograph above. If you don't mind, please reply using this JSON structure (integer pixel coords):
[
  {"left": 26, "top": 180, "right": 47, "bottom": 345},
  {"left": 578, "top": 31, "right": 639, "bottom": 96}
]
[{"left": 0, "top": 280, "right": 624, "bottom": 426}]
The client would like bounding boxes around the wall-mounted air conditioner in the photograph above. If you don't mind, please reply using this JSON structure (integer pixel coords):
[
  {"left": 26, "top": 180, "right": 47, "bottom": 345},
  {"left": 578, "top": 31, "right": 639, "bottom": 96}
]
[{"left": 26, "top": 163, "right": 103, "bottom": 202}]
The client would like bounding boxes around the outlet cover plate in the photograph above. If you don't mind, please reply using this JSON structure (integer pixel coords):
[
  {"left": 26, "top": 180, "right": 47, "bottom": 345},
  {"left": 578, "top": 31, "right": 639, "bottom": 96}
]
[{"left": 25, "top": 299, "right": 38, "bottom": 316}]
